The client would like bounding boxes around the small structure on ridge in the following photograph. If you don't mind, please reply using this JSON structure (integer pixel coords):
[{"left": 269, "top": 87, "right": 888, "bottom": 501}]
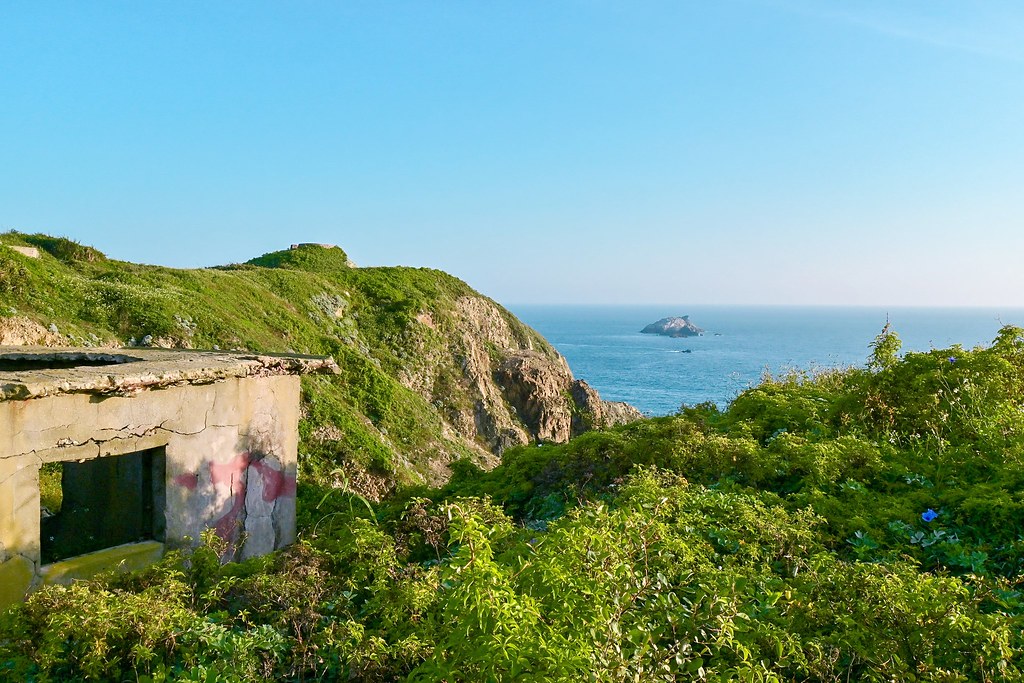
[{"left": 0, "top": 346, "right": 337, "bottom": 608}]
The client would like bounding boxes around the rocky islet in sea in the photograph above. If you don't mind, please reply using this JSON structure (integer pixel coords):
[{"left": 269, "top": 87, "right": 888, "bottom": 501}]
[{"left": 640, "top": 315, "right": 705, "bottom": 338}]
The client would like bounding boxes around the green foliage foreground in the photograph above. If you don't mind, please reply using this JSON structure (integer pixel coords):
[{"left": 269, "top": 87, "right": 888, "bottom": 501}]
[{"left": 3, "top": 327, "right": 1024, "bottom": 681}]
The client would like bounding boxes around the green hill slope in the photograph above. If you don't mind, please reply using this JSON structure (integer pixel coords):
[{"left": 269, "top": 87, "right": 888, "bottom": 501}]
[{"left": 0, "top": 232, "right": 639, "bottom": 497}]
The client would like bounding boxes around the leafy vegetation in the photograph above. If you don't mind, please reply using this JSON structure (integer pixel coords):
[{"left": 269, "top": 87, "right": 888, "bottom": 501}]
[{"left": 3, "top": 317, "right": 1024, "bottom": 680}]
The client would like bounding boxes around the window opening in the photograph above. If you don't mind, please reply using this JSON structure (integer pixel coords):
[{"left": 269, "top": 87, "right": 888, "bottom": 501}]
[{"left": 40, "top": 447, "right": 166, "bottom": 564}]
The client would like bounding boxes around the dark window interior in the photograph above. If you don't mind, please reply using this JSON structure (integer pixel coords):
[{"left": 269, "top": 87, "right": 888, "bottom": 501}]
[{"left": 41, "top": 447, "right": 166, "bottom": 564}]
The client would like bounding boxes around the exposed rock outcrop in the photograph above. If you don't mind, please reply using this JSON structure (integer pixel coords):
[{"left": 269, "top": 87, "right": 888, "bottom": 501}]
[
  {"left": 603, "top": 399, "right": 645, "bottom": 425},
  {"left": 493, "top": 350, "right": 643, "bottom": 446},
  {"left": 641, "top": 315, "right": 705, "bottom": 338},
  {"left": 0, "top": 316, "right": 64, "bottom": 347},
  {"left": 401, "top": 295, "right": 643, "bottom": 456},
  {"left": 447, "top": 296, "right": 533, "bottom": 454},
  {"left": 495, "top": 350, "right": 574, "bottom": 443},
  {"left": 569, "top": 379, "right": 644, "bottom": 432}
]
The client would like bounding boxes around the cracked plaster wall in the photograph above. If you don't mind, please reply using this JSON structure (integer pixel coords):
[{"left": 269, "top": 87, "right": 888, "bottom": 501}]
[{"left": 0, "top": 374, "right": 300, "bottom": 606}]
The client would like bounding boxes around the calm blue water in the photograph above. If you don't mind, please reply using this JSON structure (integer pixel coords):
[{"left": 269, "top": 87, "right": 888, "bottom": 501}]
[{"left": 509, "top": 306, "right": 1024, "bottom": 416}]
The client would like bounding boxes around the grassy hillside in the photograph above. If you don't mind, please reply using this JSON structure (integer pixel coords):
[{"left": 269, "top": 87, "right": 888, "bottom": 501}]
[
  {"left": 0, "top": 232, "right": 568, "bottom": 495},
  {"left": 3, "top": 319, "right": 1023, "bottom": 681}
]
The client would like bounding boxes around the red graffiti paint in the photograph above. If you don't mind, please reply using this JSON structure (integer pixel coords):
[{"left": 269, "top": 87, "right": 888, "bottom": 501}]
[
  {"left": 213, "top": 493, "right": 246, "bottom": 543},
  {"left": 209, "top": 452, "right": 251, "bottom": 486},
  {"left": 252, "top": 459, "right": 297, "bottom": 501},
  {"left": 209, "top": 452, "right": 251, "bottom": 543},
  {"left": 174, "top": 473, "right": 199, "bottom": 490},
  {"left": 207, "top": 452, "right": 294, "bottom": 543}
]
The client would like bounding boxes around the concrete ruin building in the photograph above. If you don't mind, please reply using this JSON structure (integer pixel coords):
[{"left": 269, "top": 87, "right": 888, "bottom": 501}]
[{"left": 0, "top": 347, "right": 337, "bottom": 609}]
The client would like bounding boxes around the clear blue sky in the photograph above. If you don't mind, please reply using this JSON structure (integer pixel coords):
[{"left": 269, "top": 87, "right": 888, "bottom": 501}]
[{"left": 3, "top": 1, "right": 1023, "bottom": 305}]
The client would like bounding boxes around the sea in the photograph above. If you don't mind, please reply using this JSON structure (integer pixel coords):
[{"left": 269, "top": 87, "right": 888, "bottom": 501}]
[{"left": 509, "top": 306, "right": 1024, "bottom": 417}]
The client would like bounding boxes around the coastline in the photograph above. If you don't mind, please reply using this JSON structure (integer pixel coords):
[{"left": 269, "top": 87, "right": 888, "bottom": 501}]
[{"left": 510, "top": 305, "right": 1024, "bottom": 415}]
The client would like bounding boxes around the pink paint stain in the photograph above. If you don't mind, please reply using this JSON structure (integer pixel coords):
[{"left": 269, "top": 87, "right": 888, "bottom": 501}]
[
  {"left": 207, "top": 452, "right": 295, "bottom": 544},
  {"left": 209, "top": 452, "right": 251, "bottom": 486},
  {"left": 252, "top": 459, "right": 297, "bottom": 501},
  {"left": 209, "top": 452, "right": 251, "bottom": 543},
  {"left": 174, "top": 473, "right": 199, "bottom": 490}
]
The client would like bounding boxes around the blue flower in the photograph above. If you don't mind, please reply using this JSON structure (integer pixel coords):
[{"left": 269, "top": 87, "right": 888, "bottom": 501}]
[
  {"left": 948, "top": 357, "right": 957, "bottom": 363},
  {"left": 921, "top": 509, "right": 939, "bottom": 523}
]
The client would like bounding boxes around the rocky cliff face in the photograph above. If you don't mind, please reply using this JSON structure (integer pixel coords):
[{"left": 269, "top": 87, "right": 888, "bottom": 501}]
[
  {"left": 396, "top": 295, "right": 642, "bottom": 459},
  {"left": 494, "top": 350, "right": 643, "bottom": 445}
]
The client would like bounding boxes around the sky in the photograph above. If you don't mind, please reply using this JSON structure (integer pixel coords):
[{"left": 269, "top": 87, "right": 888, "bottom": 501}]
[{"left": 2, "top": 1, "right": 1023, "bottom": 306}]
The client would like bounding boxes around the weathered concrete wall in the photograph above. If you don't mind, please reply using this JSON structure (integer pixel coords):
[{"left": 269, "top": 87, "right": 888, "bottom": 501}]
[{"left": 0, "top": 374, "right": 301, "bottom": 607}]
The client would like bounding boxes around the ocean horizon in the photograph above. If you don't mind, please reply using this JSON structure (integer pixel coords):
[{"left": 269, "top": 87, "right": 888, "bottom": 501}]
[{"left": 509, "top": 305, "right": 1024, "bottom": 416}]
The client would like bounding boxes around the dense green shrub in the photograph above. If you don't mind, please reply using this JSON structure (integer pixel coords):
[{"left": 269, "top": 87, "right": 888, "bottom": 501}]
[{"left": 5, "top": 466, "right": 1020, "bottom": 680}]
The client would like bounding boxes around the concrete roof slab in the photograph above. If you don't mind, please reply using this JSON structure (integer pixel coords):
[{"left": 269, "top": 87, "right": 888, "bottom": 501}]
[{"left": 0, "top": 347, "right": 339, "bottom": 401}]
